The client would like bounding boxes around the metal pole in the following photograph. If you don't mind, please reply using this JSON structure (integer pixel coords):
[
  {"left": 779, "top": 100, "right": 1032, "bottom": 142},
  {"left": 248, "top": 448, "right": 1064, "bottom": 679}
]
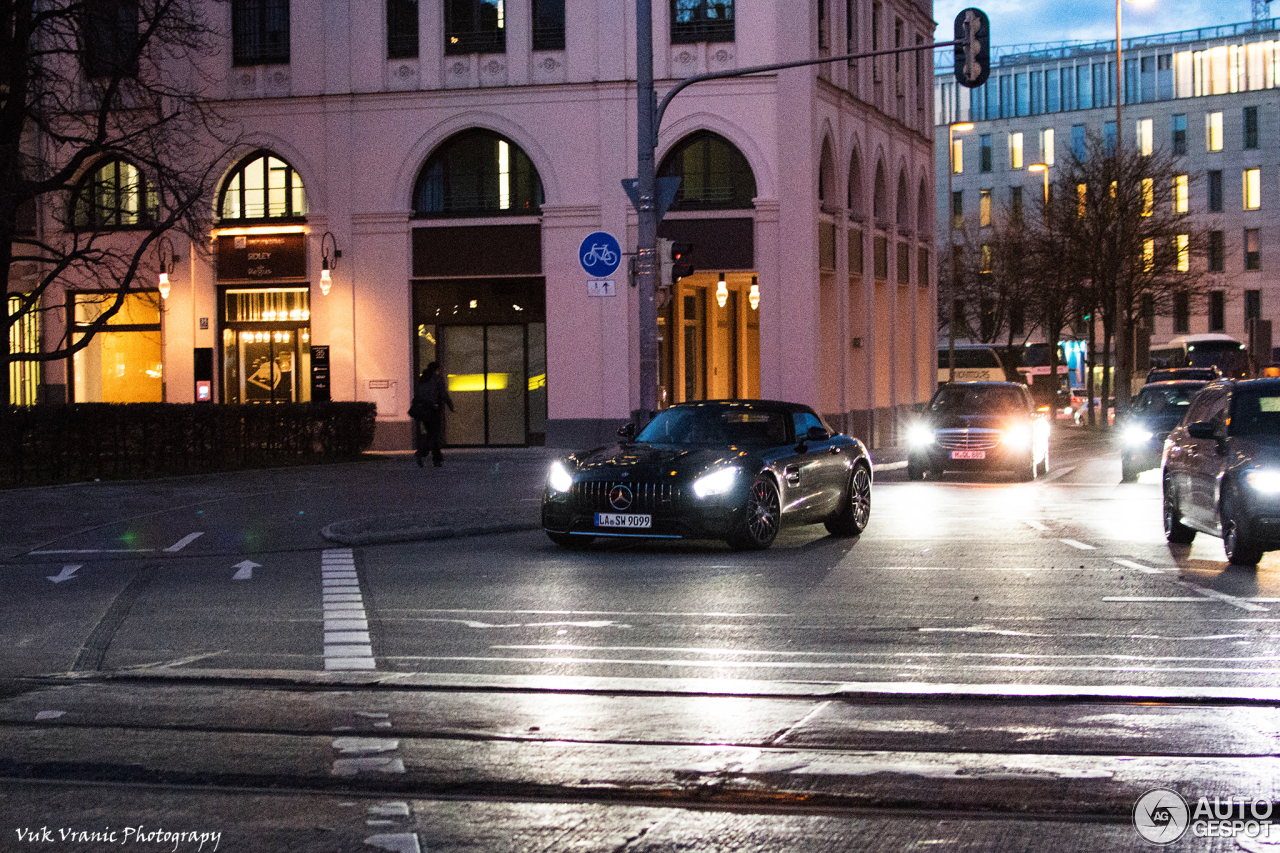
[
  {"left": 947, "top": 124, "right": 956, "bottom": 385},
  {"left": 1114, "top": 0, "right": 1128, "bottom": 421},
  {"left": 635, "top": 0, "right": 658, "bottom": 425}
]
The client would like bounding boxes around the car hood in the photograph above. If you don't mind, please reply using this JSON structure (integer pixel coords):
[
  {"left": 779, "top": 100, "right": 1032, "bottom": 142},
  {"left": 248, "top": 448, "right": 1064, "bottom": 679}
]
[{"left": 572, "top": 442, "right": 747, "bottom": 479}]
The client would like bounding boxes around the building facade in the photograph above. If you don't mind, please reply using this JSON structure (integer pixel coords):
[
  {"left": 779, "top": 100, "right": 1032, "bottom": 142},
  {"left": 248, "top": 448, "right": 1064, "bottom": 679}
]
[
  {"left": 935, "top": 17, "right": 1280, "bottom": 378},
  {"left": 15, "top": 0, "right": 937, "bottom": 449}
]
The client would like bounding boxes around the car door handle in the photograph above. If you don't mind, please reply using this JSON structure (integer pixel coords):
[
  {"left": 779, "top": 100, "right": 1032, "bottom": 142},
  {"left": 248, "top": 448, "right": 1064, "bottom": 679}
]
[{"left": 828, "top": 446, "right": 842, "bottom": 455}]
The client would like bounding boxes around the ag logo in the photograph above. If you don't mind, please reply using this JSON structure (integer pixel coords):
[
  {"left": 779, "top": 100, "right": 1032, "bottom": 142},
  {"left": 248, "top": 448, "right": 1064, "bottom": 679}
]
[
  {"left": 1133, "top": 788, "right": 1189, "bottom": 844},
  {"left": 608, "top": 484, "right": 634, "bottom": 511}
]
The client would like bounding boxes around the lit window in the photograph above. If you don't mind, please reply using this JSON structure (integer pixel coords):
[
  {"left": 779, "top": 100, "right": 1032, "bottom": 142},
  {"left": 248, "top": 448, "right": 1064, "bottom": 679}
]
[
  {"left": 1174, "top": 174, "right": 1188, "bottom": 213},
  {"left": 672, "top": 0, "right": 735, "bottom": 44},
  {"left": 980, "top": 244, "right": 992, "bottom": 273},
  {"left": 73, "top": 159, "right": 157, "bottom": 230},
  {"left": 413, "top": 129, "right": 544, "bottom": 216},
  {"left": 1040, "top": 128, "right": 1054, "bottom": 166},
  {"left": 1143, "top": 238, "right": 1154, "bottom": 272},
  {"left": 1207, "top": 111, "right": 1223, "bottom": 151},
  {"left": 980, "top": 189, "right": 992, "bottom": 227},
  {"left": 952, "top": 138, "right": 963, "bottom": 174},
  {"left": 1077, "top": 183, "right": 1087, "bottom": 217},
  {"left": 218, "top": 151, "right": 307, "bottom": 221},
  {"left": 1142, "top": 178, "right": 1154, "bottom": 216},
  {"left": 1008, "top": 132, "right": 1023, "bottom": 169},
  {"left": 1176, "top": 234, "right": 1189, "bottom": 272},
  {"left": 1136, "top": 118, "right": 1153, "bottom": 155},
  {"left": 1244, "top": 168, "right": 1261, "bottom": 210}
]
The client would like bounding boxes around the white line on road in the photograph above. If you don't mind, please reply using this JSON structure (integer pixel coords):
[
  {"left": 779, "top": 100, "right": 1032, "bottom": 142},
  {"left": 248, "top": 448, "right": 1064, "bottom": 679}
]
[
  {"left": 1023, "top": 519, "right": 1049, "bottom": 531},
  {"left": 1181, "top": 582, "right": 1271, "bottom": 613},
  {"left": 1111, "top": 558, "right": 1166, "bottom": 574},
  {"left": 30, "top": 549, "right": 154, "bottom": 554},
  {"left": 164, "top": 532, "right": 204, "bottom": 552},
  {"left": 1104, "top": 597, "right": 1214, "bottom": 603},
  {"left": 323, "top": 548, "right": 375, "bottom": 671},
  {"left": 1039, "top": 465, "right": 1076, "bottom": 483},
  {"left": 1059, "top": 538, "right": 1096, "bottom": 550}
]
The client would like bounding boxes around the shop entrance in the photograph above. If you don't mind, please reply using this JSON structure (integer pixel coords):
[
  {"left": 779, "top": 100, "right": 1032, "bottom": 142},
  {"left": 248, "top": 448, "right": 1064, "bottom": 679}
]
[
  {"left": 658, "top": 271, "right": 760, "bottom": 407},
  {"left": 220, "top": 287, "right": 311, "bottom": 404}
]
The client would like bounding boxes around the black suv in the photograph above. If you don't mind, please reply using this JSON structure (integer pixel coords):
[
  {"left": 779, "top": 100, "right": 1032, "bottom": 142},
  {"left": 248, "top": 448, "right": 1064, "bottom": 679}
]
[
  {"left": 1120, "top": 380, "right": 1209, "bottom": 482},
  {"left": 1163, "top": 378, "right": 1280, "bottom": 566}
]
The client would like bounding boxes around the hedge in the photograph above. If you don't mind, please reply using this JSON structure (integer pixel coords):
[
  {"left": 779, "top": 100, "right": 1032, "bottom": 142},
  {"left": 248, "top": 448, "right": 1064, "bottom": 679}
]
[{"left": 0, "top": 402, "right": 377, "bottom": 487}]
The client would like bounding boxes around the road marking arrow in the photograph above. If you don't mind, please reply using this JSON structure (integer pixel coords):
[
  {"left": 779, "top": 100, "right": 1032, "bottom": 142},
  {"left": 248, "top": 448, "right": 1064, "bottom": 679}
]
[
  {"left": 232, "top": 560, "right": 260, "bottom": 581},
  {"left": 47, "top": 565, "right": 81, "bottom": 584}
]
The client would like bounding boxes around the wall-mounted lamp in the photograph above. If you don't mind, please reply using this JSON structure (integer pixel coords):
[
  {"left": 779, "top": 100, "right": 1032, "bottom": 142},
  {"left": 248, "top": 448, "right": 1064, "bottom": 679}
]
[
  {"left": 715, "top": 273, "right": 728, "bottom": 308},
  {"left": 748, "top": 276, "right": 760, "bottom": 311},
  {"left": 319, "top": 231, "right": 341, "bottom": 296},
  {"left": 156, "top": 236, "right": 179, "bottom": 300}
]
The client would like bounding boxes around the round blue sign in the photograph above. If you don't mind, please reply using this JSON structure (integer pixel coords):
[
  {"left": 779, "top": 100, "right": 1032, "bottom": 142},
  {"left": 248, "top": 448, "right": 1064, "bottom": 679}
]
[{"left": 579, "top": 231, "right": 622, "bottom": 277}]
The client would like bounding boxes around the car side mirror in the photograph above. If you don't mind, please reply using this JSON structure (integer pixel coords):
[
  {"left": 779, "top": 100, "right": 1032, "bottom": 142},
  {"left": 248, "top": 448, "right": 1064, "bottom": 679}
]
[
  {"left": 805, "top": 425, "right": 830, "bottom": 442},
  {"left": 1187, "top": 420, "right": 1216, "bottom": 439},
  {"left": 617, "top": 422, "right": 636, "bottom": 440}
]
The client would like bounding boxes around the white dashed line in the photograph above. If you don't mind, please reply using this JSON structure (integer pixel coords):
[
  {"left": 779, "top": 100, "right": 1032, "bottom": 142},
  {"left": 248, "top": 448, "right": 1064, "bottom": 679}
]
[
  {"left": 323, "top": 548, "right": 375, "bottom": 671},
  {"left": 164, "top": 532, "right": 204, "bottom": 552},
  {"left": 1059, "top": 538, "right": 1096, "bottom": 550},
  {"left": 1111, "top": 558, "right": 1166, "bottom": 574},
  {"left": 1023, "top": 519, "right": 1049, "bottom": 531}
]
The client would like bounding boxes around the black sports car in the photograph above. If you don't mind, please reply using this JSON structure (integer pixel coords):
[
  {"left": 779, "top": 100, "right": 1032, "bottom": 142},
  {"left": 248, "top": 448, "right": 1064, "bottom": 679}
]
[{"left": 541, "top": 400, "right": 872, "bottom": 550}]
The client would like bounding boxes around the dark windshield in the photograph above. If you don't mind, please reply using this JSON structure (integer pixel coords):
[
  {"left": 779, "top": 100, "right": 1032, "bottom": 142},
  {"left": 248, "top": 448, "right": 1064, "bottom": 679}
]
[
  {"left": 1230, "top": 392, "right": 1280, "bottom": 437},
  {"left": 929, "top": 385, "right": 1026, "bottom": 416},
  {"left": 636, "top": 407, "right": 788, "bottom": 446},
  {"left": 1134, "top": 385, "right": 1204, "bottom": 416}
]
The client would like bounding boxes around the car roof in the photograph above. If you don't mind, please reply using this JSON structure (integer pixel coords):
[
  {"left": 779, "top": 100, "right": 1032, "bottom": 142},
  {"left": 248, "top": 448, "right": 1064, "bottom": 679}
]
[
  {"left": 1218, "top": 378, "right": 1280, "bottom": 391},
  {"left": 1140, "top": 380, "right": 1210, "bottom": 389},
  {"left": 667, "top": 399, "right": 813, "bottom": 413},
  {"left": 934, "top": 381, "right": 1025, "bottom": 389}
]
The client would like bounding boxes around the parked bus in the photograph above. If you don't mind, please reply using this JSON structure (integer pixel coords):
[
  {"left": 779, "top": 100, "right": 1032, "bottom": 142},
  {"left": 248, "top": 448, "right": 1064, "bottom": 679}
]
[
  {"left": 937, "top": 346, "right": 1006, "bottom": 385},
  {"left": 1148, "top": 333, "right": 1248, "bottom": 379}
]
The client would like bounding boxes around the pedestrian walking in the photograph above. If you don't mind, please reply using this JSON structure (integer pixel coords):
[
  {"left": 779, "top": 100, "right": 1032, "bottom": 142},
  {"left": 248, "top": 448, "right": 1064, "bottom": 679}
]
[{"left": 409, "top": 362, "right": 454, "bottom": 467}]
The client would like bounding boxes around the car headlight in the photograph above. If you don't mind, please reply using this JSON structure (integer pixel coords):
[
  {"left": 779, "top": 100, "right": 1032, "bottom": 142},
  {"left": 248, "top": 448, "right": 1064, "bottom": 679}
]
[
  {"left": 547, "top": 461, "right": 574, "bottom": 493},
  {"left": 692, "top": 466, "right": 738, "bottom": 498},
  {"left": 1245, "top": 468, "right": 1280, "bottom": 494},
  {"left": 1122, "top": 425, "right": 1154, "bottom": 447},
  {"left": 1001, "top": 424, "right": 1032, "bottom": 450},
  {"left": 906, "top": 423, "right": 934, "bottom": 448}
]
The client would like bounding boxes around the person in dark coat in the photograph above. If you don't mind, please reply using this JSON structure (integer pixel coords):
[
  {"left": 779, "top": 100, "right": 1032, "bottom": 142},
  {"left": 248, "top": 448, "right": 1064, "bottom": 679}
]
[{"left": 411, "top": 362, "right": 454, "bottom": 467}]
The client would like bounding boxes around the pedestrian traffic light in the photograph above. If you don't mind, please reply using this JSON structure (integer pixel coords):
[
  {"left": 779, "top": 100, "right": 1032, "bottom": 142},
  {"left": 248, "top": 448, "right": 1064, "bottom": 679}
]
[
  {"left": 670, "top": 241, "right": 694, "bottom": 284},
  {"left": 954, "top": 8, "right": 990, "bottom": 90}
]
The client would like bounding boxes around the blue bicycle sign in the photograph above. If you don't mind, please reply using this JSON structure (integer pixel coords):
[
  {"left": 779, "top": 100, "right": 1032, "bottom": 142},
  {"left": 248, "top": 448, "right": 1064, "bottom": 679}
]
[{"left": 579, "top": 231, "right": 622, "bottom": 277}]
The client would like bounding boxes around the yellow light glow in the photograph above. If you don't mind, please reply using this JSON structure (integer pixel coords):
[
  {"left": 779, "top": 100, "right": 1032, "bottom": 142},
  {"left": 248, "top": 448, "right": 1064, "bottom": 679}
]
[
  {"left": 158, "top": 272, "right": 170, "bottom": 299},
  {"left": 749, "top": 283, "right": 760, "bottom": 310},
  {"left": 211, "top": 225, "right": 309, "bottom": 237},
  {"left": 448, "top": 373, "right": 509, "bottom": 392},
  {"left": 716, "top": 278, "right": 728, "bottom": 308},
  {"left": 527, "top": 373, "right": 547, "bottom": 391}
]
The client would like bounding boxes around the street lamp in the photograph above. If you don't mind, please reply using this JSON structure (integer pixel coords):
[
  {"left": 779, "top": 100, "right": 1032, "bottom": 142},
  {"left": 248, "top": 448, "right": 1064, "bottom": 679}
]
[
  {"left": 1028, "top": 163, "right": 1050, "bottom": 206},
  {"left": 1114, "top": 0, "right": 1145, "bottom": 421},
  {"left": 319, "top": 231, "right": 340, "bottom": 297},
  {"left": 946, "top": 121, "right": 975, "bottom": 384},
  {"left": 155, "top": 236, "right": 178, "bottom": 300}
]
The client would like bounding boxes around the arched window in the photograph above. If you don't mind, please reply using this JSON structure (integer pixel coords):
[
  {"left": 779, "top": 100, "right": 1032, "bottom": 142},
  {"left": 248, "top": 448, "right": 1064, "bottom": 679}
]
[
  {"left": 873, "top": 161, "right": 887, "bottom": 224},
  {"left": 413, "top": 130, "right": 544, "bottom": 217},
  {"left": 847, "top": 149, "right": 864, "bottom": 219},
  {"left": 73, "top": 159, "right": 156, "bottom": 230},
  {"left": 917, "top": 178, "right": 929, "bottom": 238},
  {"left": 658, "top": 131, "right": 757, "bottom": 210},
  {"left": 818, "top": 139, "right": 835, "bottom": 208},
  {"left": 218, "top": 151, "right": 308, "bottom": 222},
  {"left": 896, "top": 172, "right": 910, "bottom": 232}
]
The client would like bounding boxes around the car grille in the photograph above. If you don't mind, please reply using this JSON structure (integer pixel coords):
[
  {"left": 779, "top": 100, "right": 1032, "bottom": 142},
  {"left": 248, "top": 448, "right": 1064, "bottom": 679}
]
[
  {"left": 572, "top": 480, "right": 682, "bottom": 512},
  {"left": 934, "top": 429, "right": 1001, "bottom": 451}
]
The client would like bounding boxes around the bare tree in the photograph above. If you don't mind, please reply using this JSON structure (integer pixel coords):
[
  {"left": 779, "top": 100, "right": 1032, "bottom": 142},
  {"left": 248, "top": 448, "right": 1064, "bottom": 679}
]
[{"left": 1, "top": 0, "right": 233, "bottom": 405}]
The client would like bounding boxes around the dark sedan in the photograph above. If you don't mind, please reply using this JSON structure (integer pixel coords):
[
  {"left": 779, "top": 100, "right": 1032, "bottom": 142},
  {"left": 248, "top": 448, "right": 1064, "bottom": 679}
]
[
  {"left": 1163, "top": 378, "right": 1280, "bottom": 566},
  {"left": 906, "top": 382, "right": 1050, "bottom": 480},
  {"left": 541, "top": 400, "right": 872, "bottom": 550},
  {"left": 1119, "top": 380, "right": 1209, "bottom": 482}
]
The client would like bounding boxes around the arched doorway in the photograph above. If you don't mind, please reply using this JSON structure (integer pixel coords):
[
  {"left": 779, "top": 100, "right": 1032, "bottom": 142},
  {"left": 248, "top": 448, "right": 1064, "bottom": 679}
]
[
  {"left": 410, "top": 129, "right": 547, "bottom": 446},
  {"left": 656, "top": 130, "right": 759, "bottom": 405}
]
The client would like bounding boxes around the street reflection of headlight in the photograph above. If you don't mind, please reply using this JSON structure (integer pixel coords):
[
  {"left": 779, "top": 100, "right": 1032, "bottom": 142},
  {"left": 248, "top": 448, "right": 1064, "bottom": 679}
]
[
  {"left": 548, "top": 461, "right": 574, "bottom": 493},
  {"left": 1245, "top": 468, "right": 1280, "bottom": 494},
  {"left": 906, "top": 423, "right": 934, "bottom": 448},
  {"left": 1122, "top": 426, "right": 1154, "bottom": 447},
  {"left": 1002, "top": 424, "right": 1032, "bottom": 449},
  {"left": 693, "top": 466, "right": 738, "bottom": 498}
]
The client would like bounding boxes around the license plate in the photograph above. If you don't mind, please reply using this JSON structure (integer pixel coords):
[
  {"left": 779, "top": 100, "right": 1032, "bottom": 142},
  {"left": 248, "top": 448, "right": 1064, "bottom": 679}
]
[
  {"left": 595, "top": 513, "right": 652, "bottom": 529},
  {"left": 951, "top": 450, "right": 986, "bottom": 460}
]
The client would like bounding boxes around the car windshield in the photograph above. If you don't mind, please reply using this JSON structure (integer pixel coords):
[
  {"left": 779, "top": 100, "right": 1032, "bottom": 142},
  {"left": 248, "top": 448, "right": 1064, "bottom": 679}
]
[
  {"left": 1134, "top": 385, "right": 1204, "bottom": 415},
  {"left": 929, "top": 385, "right": 1025, "bottom": 416},
  {"left": 1230, "top": 392, "right": 1280, "bottom": 437},
  {"left": 636, "top": 407, "right": 788, "bottom": 446}
]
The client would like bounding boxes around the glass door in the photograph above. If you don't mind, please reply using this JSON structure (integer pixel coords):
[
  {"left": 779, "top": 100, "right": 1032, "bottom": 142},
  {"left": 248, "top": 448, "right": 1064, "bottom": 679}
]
[{"left": 438, "top": 325, "right": 487, "bottom": 445}]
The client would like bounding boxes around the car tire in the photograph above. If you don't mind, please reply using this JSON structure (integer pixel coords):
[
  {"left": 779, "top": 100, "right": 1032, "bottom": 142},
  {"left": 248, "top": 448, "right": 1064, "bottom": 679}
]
[
  {"left": 546, "top": 531, "right": 593, "bottom": 549},
  {"left": 1017, "top": 451, "right": 1036, "bottom": 482},
  {"left": 1163, "top": 480, "right": 1195, "bottom": 544},
  {"left": 1222, "top": 487, "right": 1264, "bottom": 567},
  {"left": 825, "top": 464, "right": 872, "bottom": 536},
  {"left": 728, "top": 474, "right": 781, "bottom": 551},
  {"left": 907, "top": 457, "right": 925, "bottom": 481}
]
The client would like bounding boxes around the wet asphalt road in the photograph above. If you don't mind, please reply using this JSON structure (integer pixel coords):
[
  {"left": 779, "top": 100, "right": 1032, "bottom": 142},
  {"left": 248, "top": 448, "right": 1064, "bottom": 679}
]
[{"left": 1, "top": 432, "right": 1279, "bottom": 851}]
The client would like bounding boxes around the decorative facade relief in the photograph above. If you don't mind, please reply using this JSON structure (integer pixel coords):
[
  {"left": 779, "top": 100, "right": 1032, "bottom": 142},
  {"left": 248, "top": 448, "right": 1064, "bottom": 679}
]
[
  {"left": 386, "top": 60, "right": 419, "bottom": 91},
  {"left": 445, "top": 57, "right": 473, "bottom": 89},
  {"left": 532, "top": 53, "right": 566, "bottom": 86},
  {"left": 265, "top": 68, "right": 290, "bottom": 97},
  {"left": 478, "top": 56, "right": 508, "bottom": 87},
  {"left": 708, "top": 45, "right": 736, "bottom": 73}
]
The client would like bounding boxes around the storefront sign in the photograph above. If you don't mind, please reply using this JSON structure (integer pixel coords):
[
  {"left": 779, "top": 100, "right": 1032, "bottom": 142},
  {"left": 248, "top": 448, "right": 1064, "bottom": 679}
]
[
  {"left": 216, "top": 234, "right": 306, "bottom": 281},
  {"left": 311, "top": 345, "right": 330, "bottom": 402}
]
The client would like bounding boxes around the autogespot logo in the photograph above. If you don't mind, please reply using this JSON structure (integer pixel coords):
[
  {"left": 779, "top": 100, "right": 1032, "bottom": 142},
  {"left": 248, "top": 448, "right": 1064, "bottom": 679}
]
[{"left": 1133, "top": 789, "right": 1189, "bottom": 844}]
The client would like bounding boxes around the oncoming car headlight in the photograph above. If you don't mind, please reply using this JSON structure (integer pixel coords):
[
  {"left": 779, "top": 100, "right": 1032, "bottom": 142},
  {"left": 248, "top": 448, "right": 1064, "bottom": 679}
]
[
  {"left": 1001, "top": 424, "right": 1032, "bottom": 450},
  {"left": 547, "top": 461, "right": 574, "bottom": 493},
  {"left": 692, "top": 466, "right": 739, "bottom": 498},
  {"left": 1245, "top": 468, "right": 1280, "bottom": 494},
  {"left": 1122, "top": 425, "right": 1154, "bottom": 447},
  {"left": 906, "top": 423, "right": 934, "bottom": 448}
]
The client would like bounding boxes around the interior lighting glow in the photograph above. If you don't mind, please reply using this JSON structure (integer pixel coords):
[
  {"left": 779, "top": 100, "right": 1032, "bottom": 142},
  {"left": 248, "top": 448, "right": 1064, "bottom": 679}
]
[{"left": 448, "top": 373, "right": 509, "bottom": 392}]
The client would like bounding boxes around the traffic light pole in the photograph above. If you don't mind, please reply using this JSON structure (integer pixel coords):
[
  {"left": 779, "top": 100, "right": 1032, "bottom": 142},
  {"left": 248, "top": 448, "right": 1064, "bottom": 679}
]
[{"left": 633, "top": 10, "right": 975, "bottom": 425}]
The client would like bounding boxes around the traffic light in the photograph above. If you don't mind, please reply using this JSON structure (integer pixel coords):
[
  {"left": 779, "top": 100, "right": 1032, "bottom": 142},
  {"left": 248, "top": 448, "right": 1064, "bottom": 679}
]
[
  {"left": 670, "top": 241, "right": 694, "bottom": 284},
  {"left": 954, "top": 8, "right": 990, "bottom": 90}
]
